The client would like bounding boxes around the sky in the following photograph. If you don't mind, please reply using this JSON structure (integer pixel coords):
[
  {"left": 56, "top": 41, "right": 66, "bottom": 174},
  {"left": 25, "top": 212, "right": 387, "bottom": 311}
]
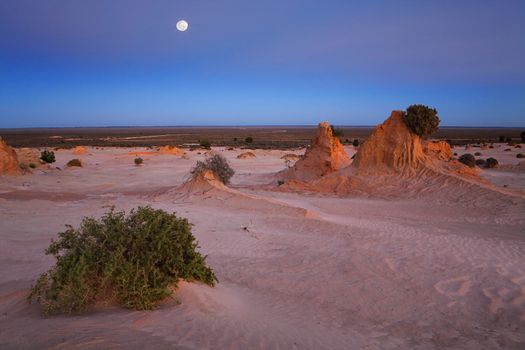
[{"left": 1, "top": 0, "right": 524, "bottom": 127}]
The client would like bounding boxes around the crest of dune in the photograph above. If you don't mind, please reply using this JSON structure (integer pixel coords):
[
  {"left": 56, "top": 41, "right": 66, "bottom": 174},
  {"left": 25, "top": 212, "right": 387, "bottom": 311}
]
[
  {"left": 72, "top": 146, "right": 88, "bottom": 155},
  {"left": 282, "top": 121, "right": 350, "bottom": 181},
  {"left": 159, "top": 145, "right": 185, "bottom": 156},
  {"left": 0, "top": 138, "right": 21, "bottom": 176}
]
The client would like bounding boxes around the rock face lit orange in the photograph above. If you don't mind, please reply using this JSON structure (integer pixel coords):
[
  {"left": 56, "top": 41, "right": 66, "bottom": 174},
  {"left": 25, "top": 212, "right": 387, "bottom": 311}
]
[
  {"left": 285, "top": 121, "right": 350, "bottom": 180},
  {"left": 0, "top": 138, "right": 21, "bottom": 176}
]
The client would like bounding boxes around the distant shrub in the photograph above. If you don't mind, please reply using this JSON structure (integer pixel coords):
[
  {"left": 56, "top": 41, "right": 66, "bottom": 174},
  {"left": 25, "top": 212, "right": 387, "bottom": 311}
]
[
  {"left": 515, "top": 145, "right": 522, "bottom": 148},
  {"left": 475, "top": 159, "right": 486, "bottom": 167},
  {"left": 245, "top": 137, "right": 253, "bottom": 144},
  {"left": 191, "top": 154, "right": 235, "bottom": 185},
  {"left": 28, "top": 206, "right": 217, "bottom": 315},
  {"left": 458, "top": 153, "right": 476, "bottom": 168},
  {"left": 504, "top": 148, "right": 512, "bottom": 152},
  {"left": 352, "top": 139, "right": 360, "bottom": 147},
  {"left": 517, "top": 153, "right": 524, "bottom": 158},
  {"left": 134, "top": 157, "right": 143, "bottom": 166},
  {"left": 499, "top": 136, "right": 506, "bottom": 142},
  {"left": 199, "top": 140, "right": 211, "bottom": 150},
  {"left": 474, "top": 152, "right": 482, "bottom": 156},
  {"left": 521, "top": 131, "right": 525, "bottom": 143},
  {"left": 29, "top": 163, "right": 37, "bottom": 169},
  {"left": 404, "top": 104, "right": 440, "bottom": 138},
  {"left": 486, "top": 157, "right": 498, "bottom": 168},
  {"left": 66, "top": 159, "right": 82, "bottom": 167},
  {"left": 330, "top": 125, "right": 344, "bottom": 138},
  {"left": 277, "top": 180, "right": 285, "bottom": 186},
  {"left": 40, "top": 150, "right": 56, "bottom": 164},
  {"left": 233, "top": 137, "right": 238, "bottom": 142},
  {"left": 19, "top": 163, "right": 29, "bottom": 171},
  {"left": 505, "top": 137, "right": 512, "bottom": 143}
]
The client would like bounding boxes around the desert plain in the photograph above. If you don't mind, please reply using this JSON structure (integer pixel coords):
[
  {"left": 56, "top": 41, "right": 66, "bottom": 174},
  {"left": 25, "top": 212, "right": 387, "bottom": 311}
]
[{"left": 0, "top": 121, "right": 524, "bottom": 349}]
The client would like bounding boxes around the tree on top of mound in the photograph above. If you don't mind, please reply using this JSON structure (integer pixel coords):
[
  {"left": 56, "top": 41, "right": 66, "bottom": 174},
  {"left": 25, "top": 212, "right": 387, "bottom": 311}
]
[
  {"left": 404, "top": 104, "right": 440, "bottom": 138},
  {"left": 191, "top": 154, "right": 235, "bottom": 185}
]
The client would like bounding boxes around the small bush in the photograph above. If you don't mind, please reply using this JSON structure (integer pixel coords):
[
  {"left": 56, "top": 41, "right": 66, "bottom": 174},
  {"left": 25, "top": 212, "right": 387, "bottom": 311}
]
[
  {"left": 517, "top": 153, "right": 524, "bottom": 159},
  {"left": 504, "top": 148, "right": 512, "bottom": 152},
  {"left": 19, "top": 163, "right": 29, "bottom": 171},
  {"left": 521, "top": 131, "right": 525, "bottom": 143},
  {"left": 352, "top": 139, "right": 360, "bottom": 147},
  {"left": 134, "top": 157, "right": 143, "bottom": 166},
  {"left": 277, "top": 180, "right": 285, "bottom": 186},
  {"left": 475, "top": 159, "right": 486, "bottom": 167},
  {"left": 40, "top": 150, "right": 56, "bottom": 164},
  {"left": 28, "top": 206, "right": 217, "bottom": 315},
  {"left": 474, "top": 152, "right": 482, "bottom": 156},
  {"left": 66, "top": 159, "right": 82, "bottom": 167},
  {"left": 499, "top": 136, "right": 506, "bottom": 142},
  {"left": 245, "top": 137, "right": 253, "bottom": 144},
  {"left": 29, "top": 163, "right": 37, "bottom": 169},
  {"left": 458, "top": 153, "right": 476, "bottom": 168},
  {"left": 191, "top": 154, "right": 235, "bottom": 185},
  {"left": 404, "top": 104, "right": 440, "bottom": 138},
  {"left": 233, "top": 137, "right": 238, "bottom": 142},
  {"left": 199, "top": 140, "right": 211, "bottom": 150},
  {"left": 486, "top": 157, "right": 498, "bottom": 168},
  {"left": 330, "top": 125, "right": 344, "bottom": 138}
]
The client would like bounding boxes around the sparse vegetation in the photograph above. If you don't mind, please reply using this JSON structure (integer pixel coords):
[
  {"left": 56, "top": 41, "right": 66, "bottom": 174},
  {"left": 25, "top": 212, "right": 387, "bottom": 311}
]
[
  {"left": 199, "top": 140, "right": 211, "bottom": 150},
  {"left": 521, "top": 131, "right": 525, "bottom": 143},
  {"left": 134, "top": 157, "right": 143, "bottom": 166},
  {"left": 352, "top": 139, "right": 359, "bottom": 147},
  {"left": 40, "top": 150, "right": 56, "bottom": 164},
  {"left": 475, "top": 159, "right": 486, "bottom": 167},
  {"left": 278, "top": 180, "right": 285, "bottom": 186},
  {"left": 191, "top": 154, "right": 235, "bottom": 185},
  {"left": 474, "top": 152, "right": 482, "bottom": 156},
  {"left": 458, "top": 153, "right": 476, "bottom": 168},
  {"left": 404, "top": 104, "right": 440, "bottom": 138},
  {"left": 28, "top": 206, "right": 217, "bottom": 315},
  {"left": 499, "top": 136, "right": 506, "bottom": 142},
  {"left": 29, "top": 163, "right": 37, "bottom": 169},
  {"left": 486, "top": 157, "right": 498, "bottom": 168},
  {"left": 330, "top": 125, "right": 344, "bottom": 138},
  {"left": 245, "top": 137, "right": 253, "bottom": 144},
  {"left": 66, "top": 159, "right": 82, "bottom": 167}
]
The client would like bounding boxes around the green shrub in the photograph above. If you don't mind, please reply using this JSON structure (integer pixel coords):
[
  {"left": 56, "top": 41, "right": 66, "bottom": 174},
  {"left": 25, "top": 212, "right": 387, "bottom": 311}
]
[
  {"left": 66, "top": 159, "right": 82, "bottom": 167},
  {"left": 134, "top": 157, "right": 143, "bottom": 165},
  {"left": 517, "top": 153, "right": 524, "bottom": 159},
  {"left": 486, "top": 157, "right": 498, "bottom": 168},
  {"left": 458, "top": 153, "right": 476, "bottom": 168},
  {"left": 404, "top": 104, "right": 440, "bottom": 138},
  {"left": 28, "top": 206, "right": 216, "bottom": 315},
  {"left": 199, "top": 140, "right": 211, "bottom": 150},
  {"left": 330, "top": 125, "right": 344, "bottom": 138},
  {"left": 191, "top": 154, "right": 234, "bottom": 185},
  {"left": 245, "top": 137, "right": 253, "bottom": 144},
  {"left": 29, "top": 163, "right": 37, "bottom": 169},
  {"left": 352, "top": 139, "right": 359, "bottom": 147},
  {"left": 40, "top": 150, "right": 56, "bottom": 164},
  {"left": 475, "top": 159, "right": 486, "bottom": 167}
]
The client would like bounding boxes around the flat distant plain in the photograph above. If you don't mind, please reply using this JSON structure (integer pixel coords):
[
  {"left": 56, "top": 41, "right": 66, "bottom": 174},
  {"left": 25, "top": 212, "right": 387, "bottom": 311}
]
[{"left": 1, "top": 126, "right": 523, "bottom": 148}]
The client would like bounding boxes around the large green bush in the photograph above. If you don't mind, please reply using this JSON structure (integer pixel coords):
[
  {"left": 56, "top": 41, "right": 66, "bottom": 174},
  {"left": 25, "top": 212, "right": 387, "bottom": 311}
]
[
  {"left": 29, "top": 207, "right": 217, "bottom": 315},
  {"left": 40, "top": 150, "right": 56, "bottom": 164},
  {"left": 404, "top": 104, "right": 440, "bottom": 138},
  {"left": 191, "top": 154, "right": 235, "bottom": 185}
]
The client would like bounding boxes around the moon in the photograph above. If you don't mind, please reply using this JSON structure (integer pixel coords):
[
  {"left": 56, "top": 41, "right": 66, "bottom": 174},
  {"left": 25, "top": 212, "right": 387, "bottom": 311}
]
[{"left": 176, "top": 20, "right": 189, "bottom": 32}]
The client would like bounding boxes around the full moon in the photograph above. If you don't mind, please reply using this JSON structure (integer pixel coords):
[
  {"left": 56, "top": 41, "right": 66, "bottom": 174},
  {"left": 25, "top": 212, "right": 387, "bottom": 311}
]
[{"left": 176, "top": 20, "right": 189, "bottom": 32}]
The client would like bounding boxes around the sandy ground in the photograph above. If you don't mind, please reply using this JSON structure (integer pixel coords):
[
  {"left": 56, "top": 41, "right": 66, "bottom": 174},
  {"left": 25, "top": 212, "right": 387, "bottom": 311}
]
[{"left": 0, "top": 144, "right": 524, "bottom": 349}]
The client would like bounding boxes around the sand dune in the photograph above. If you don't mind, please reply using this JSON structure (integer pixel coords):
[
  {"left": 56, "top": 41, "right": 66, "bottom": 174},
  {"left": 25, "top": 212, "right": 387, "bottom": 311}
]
[{"left": 0, "top": 143, "right": 524, "bottom": 349}]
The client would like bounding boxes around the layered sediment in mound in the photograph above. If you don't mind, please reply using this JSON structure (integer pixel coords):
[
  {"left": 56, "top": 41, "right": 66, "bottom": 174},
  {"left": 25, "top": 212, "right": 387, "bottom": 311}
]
[
  {"left": 281, "top": 122, "right": 350, "bottom": 181},
  {"left": 0, "top": 138, "right": 21, "bottom": 176},
  {"left": 237, "top": 152, "right": 256, "bottom": 159},
  {"left": 159, "top": 145, "right": 185, "bottom": 156},
  {"left": 72, "top": 146, "right": 88, "bottom": 155},
  {"left": 282, "top": 111, "right": 519, "bottom": 201},
  {"left": 16, "top": 148, "right": 49, "bottom": 170}
]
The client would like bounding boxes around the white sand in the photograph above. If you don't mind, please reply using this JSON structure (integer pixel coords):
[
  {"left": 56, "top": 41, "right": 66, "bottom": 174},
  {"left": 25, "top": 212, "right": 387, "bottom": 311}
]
[{"left": 0, "top": 145, "right": 524, "bottom": 349}]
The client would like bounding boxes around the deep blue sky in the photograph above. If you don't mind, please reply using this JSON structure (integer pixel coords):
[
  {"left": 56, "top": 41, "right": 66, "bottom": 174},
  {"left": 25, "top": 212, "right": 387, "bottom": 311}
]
[{"left": 1, "top": 0, "right": 524, "bottom": 127}]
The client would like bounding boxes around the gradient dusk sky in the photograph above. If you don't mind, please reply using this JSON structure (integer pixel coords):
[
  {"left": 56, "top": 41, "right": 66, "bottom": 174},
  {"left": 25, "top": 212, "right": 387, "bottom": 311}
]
[{"left": 1, "top": 0, "right": 524, "bottom": 127}]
